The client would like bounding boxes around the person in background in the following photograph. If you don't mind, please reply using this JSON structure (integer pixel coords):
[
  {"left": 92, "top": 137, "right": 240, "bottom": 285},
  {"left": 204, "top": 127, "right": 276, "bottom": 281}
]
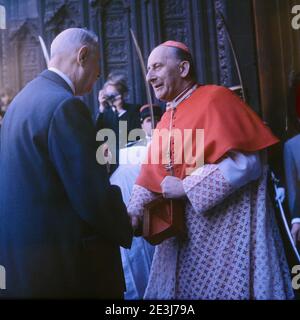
[
  {"left": 284, "top": 135, "right": 300, "bottom": 245},
  {"left": 97, "top": 73, "right": 141, "bottom": 153},
  {"left": 0, "top": 87, "right": 14, "bottom": 125},
  {"left": 284, "top": 71, "right": 300, "bottom": 246}
]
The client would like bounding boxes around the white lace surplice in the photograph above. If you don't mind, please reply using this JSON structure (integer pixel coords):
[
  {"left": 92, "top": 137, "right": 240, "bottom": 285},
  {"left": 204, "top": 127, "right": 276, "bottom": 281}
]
[{"left": 127, "top": 152, "right": 294, "bottom": 300}]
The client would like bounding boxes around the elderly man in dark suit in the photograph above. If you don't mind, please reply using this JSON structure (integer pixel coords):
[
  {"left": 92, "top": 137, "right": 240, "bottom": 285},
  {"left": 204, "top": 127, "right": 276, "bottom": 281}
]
[{"left": 0, "top": 28, "right": 132, "bottom": 299}]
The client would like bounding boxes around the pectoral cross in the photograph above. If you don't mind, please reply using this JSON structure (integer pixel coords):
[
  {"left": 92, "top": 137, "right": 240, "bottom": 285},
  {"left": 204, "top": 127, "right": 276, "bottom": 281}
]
[{"left": 164, "top": 107, "right": 175, "bottom": 176}]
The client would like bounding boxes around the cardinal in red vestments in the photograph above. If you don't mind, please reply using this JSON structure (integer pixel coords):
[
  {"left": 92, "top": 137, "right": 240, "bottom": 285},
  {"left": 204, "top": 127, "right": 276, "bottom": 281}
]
[{"left": 127, "top": 40, "right": 294, "bottom": 299}]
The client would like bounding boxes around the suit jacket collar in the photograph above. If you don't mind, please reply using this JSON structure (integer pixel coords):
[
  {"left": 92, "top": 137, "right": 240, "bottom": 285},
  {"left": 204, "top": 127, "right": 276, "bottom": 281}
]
[{"left": 39, "top": 69, "right": 74, "bottom": 95}]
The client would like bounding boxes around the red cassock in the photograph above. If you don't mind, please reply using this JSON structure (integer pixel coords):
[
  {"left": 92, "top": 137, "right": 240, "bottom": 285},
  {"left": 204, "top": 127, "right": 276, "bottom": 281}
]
[{"left": 136, "top": 85, "right": 279, "bottom": 193}]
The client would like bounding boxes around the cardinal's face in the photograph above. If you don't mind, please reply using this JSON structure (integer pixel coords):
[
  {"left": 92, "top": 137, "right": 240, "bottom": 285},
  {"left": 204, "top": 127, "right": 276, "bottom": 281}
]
[{"left": 146, "top": 46, "right": 184, "bottom": 102}]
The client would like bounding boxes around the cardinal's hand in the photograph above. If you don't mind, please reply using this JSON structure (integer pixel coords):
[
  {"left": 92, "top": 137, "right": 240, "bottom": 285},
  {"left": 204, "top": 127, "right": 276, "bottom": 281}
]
[{"left": 161, "top": 176, "right": 186, "bottom": 199}]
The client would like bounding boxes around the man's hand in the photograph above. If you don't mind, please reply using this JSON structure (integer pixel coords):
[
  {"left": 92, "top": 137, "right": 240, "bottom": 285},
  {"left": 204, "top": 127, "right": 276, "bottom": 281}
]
[
  {"left": 161, "top": 176, "right": 186, "bottom": 199},
  {"left": 128, "top": 214, "right": 143, "bottom": 236},
  {"left": 130, "top": 215, "right": 141, "bottom": 230},
  {"left": 98, "top": 90, "right": 107, "bottom": 113},
  {"left": 291, "top": 223, "right": 300, "bottom": 245}
]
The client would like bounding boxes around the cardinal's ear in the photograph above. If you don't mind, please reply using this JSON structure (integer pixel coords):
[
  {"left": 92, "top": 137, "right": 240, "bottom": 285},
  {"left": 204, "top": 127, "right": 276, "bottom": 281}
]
[{"left": 179, "top": 60, "right": 190, "bottom": 78}]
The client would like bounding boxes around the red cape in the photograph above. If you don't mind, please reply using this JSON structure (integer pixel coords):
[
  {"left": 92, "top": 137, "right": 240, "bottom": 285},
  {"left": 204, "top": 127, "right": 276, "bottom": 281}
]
[{"left": 136, "top": 85, "right": 279, "bottom": 193}]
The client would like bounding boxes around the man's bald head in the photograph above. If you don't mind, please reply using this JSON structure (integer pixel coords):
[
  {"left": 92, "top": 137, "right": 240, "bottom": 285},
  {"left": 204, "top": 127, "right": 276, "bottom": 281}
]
[
  {"left": 50, "top": 28, "right": 98, "bottom": 59},
  {"left": 48, "top": 28, "right": 100, "bottom": 96}
]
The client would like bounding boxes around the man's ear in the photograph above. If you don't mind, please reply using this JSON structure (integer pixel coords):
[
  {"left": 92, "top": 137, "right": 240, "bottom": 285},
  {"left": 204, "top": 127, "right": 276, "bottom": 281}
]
[
  {"left": 179, "top": 61, "right": 190, "bottom": 78},
  {"left": 77, "top": 46, "right": 89, "bottom": 66}
]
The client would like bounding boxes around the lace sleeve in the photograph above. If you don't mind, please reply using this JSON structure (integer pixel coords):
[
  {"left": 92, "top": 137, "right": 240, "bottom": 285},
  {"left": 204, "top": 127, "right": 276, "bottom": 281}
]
[{"left": 127, "top": 184, "right": 158, "bottom": 218}]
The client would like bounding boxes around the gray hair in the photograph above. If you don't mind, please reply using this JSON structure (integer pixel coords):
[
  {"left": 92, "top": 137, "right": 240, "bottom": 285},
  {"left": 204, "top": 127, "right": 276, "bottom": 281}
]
[
  {"left": 50, "top": 28, "right": 98, "bottom": 58},
  {"left": 104, "top": 72, "right": 128, "bottom": 97}
]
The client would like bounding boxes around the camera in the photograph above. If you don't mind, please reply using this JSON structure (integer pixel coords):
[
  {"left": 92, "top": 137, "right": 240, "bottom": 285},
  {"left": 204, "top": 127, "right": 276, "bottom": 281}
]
[{"left": 104, "top": 94, "right": 118, "bottom": 107}]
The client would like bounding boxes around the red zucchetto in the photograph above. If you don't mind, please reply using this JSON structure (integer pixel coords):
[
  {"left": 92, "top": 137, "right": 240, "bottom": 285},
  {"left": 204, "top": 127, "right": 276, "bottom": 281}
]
[{"left": 160, "top": 40, "right": 190, "bottom": 53}]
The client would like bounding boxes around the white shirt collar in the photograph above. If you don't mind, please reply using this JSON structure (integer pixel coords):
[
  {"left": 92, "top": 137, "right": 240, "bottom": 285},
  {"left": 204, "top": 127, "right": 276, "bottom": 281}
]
[
  {"left": 111, "top": 107, "right": 127, "bottom": 118},
  {"left": 166, "top": 83, "right": 198, "bottom": 110},
  {"left": 118, "top": 109, "right": 127, "bottom": 118},
  {"left": 48, "top": 67, "right": 75, "bottom": 95}
]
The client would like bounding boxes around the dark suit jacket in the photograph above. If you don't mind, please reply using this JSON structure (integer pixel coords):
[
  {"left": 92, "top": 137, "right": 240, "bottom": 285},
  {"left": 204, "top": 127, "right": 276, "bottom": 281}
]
[
  {"left": 96, "top": 104, "right": 141, "bottom": 147},
  {"left": 96, "top": 104, "right": 141, "bottom": 174},
  {"left": 284, "top": 134, "right": 300, "bottom": 220},
  {"left": 0, "top": 70, "right": 132, "bottom": 299}
]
